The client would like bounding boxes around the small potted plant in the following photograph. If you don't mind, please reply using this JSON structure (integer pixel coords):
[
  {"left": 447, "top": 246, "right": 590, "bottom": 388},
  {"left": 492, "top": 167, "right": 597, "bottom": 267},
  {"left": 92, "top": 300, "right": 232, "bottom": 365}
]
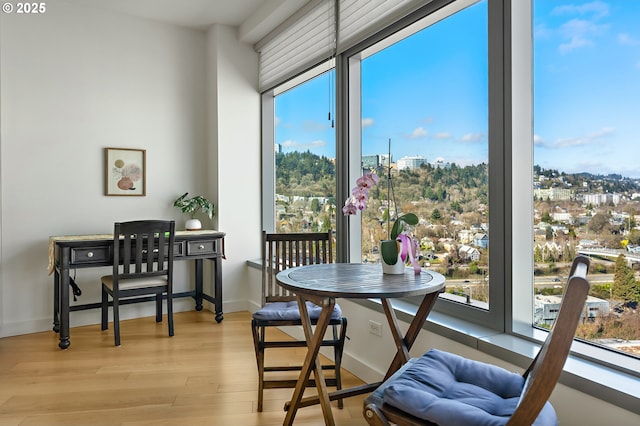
[
  {"left": 343, "top": 139, "right": 420, "bottom": 274},
  {"left": 173, "top": 192, "right": 215, "bottom": 230}
]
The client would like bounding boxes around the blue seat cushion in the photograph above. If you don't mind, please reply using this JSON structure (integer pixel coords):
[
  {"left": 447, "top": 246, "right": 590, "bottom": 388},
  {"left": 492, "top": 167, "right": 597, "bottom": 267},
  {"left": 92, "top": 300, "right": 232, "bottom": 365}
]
[
  {"left": 383, "top": 349, "right": 558, "bottom": 426},
  {"left": 253, "top": 301, "right": 342, "bottom": 321}
]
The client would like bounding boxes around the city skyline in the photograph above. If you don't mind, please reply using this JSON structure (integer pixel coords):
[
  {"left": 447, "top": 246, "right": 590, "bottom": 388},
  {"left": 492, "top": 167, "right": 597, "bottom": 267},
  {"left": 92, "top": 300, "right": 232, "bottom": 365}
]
[{"left": 275, "top": 0, "right": 639, "bottom": 179}]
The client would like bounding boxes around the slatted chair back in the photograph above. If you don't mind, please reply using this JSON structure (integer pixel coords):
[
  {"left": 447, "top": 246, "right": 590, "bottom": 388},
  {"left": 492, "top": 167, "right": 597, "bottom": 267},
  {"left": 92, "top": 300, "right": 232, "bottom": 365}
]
[
  {"left": 508, "top": 255, "right": 590, "bottom": 425},
  {"left": 115, "top": 220, "right": 174, "bottom": 283},
  {"left": 261, "top": 231, "right": 333, "bottom": 306}
]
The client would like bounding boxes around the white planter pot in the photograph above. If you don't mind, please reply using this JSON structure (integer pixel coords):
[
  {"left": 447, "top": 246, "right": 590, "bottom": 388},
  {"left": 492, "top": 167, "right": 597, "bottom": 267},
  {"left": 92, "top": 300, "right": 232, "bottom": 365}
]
[
  {"left": 380, "top": 240, "right": 406, "bottom": 274},
  {"left": 185, "top": 218, "right": 202, "bottom": 231}
]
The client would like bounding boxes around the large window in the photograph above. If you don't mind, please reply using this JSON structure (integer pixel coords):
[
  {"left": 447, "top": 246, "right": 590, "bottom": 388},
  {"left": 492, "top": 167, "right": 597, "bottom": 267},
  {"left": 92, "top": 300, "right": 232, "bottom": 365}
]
[
  {"left": 260, "top": 0, "right": 640, "bottom": 381},
  {"left": 357, "top": 1, "right": 490, "bottom": 308},
  {"left": 263, "top": 64, "right": 337, "bottom": 234},
  {"left": 533, "top": 0, "right": 640, "bottom": 357}
]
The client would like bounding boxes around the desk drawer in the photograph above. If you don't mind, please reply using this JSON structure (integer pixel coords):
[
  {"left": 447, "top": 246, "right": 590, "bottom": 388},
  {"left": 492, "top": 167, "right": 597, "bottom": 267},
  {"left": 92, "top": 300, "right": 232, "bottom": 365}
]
[
  {"left": 173, "top": 241, "right": 185, "bottom": 257},
  {"left": 71, "top": 246, "right": 111, "bottom": 265},
  {"left": 186, "top": 240, "right": 217, "bottom": 256}
]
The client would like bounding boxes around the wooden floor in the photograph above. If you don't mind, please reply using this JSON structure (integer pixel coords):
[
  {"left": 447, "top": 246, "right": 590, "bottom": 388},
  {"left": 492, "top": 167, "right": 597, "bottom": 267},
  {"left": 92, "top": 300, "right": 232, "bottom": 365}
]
[{"left": 0, "top": 311, "right": 369, "bottom": 425}]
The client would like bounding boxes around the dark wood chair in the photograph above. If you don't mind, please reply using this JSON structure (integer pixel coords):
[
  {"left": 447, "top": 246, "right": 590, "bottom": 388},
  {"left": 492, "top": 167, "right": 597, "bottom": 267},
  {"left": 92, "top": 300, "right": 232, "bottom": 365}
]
[
  {"left": 363, "top": 255, "right": 591, "bottom": 426},
  {"left": 101, "top": 220, "right": 175, "bottom": 346},
  {"left": 251, "top": 231, "right": 348, "bottom": 412}
]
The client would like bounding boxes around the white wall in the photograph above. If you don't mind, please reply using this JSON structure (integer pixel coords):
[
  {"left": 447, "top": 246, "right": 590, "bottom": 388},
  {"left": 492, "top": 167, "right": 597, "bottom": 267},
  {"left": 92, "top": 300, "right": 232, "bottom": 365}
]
[
  {"left": 0, "top": 1, "right": 260, "bottom": 336},
  {"left": 205, "top": 24, "right": 262, "bottom": 312}
]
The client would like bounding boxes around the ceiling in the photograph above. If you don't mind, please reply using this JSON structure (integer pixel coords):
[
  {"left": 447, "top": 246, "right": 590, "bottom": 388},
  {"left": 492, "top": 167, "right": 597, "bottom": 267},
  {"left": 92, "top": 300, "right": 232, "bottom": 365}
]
[{"left": 62, "top": 0, "right": 308, "bottom": 43}]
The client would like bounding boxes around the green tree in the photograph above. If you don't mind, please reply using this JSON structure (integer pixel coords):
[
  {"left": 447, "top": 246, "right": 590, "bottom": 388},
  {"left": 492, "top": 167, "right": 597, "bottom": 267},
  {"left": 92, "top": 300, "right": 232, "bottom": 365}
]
[
  {"left": 613, "top": 255, "right": 640, "bottom": 303},
  {"left": 310, "top": 198, "right": 321, "bottom": 213},
  {"left": 588, "top": 212, "right": 609, "bottom": 234}
]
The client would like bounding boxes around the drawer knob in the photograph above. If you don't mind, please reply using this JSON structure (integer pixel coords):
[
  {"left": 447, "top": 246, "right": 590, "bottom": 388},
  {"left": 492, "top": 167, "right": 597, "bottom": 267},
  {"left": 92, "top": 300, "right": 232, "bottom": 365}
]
[
  {"left": 87, "top": 252, "right": 94, "bottom": 258},
  {"left": 199, "top": 244, "right": 205, "bottom": 250}
]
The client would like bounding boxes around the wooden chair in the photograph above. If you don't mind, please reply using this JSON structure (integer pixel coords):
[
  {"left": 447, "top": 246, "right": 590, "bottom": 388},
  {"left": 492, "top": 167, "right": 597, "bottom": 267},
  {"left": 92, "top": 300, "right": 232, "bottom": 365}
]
[
  {"left": 251, "top": 231, "right": 348, "bottom": 412},
  {"left": 101, "top": 220, "right": 175, "bottom": 346},
  {"left": 363, "top": 255, "right": 591, "bottom": 426}
]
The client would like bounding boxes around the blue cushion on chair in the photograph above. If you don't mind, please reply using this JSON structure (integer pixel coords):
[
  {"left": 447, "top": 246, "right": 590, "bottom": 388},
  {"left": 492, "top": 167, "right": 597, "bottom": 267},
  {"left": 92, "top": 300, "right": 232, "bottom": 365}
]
[
  {"left": 383, "top": 349, "right": 558, "bottom": 426},
  {"left": 253, "top": 301, "right": 342, "bottom": 321}
]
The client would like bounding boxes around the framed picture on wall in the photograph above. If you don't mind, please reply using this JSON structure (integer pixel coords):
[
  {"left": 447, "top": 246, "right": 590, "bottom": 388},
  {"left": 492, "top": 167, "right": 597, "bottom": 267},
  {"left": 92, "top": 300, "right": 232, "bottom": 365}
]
[{"left": 104, "top": 147, "right": 146, "bottom": 196}]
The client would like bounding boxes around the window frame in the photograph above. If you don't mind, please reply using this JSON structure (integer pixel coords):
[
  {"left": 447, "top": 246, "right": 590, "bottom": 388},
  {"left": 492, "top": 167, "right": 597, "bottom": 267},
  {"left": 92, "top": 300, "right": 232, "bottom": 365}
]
[{"left": 260, "top": 0, "right": 640, "bottom": 391}]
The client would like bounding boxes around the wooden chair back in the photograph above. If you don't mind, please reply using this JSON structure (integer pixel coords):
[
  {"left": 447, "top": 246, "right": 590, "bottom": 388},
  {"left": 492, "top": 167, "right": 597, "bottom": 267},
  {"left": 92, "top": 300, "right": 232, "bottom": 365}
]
[
  {"left": 113, "top": 220, "right": 175, "bottom": 289},
  {"left": 508, "top": 255, "right": 590, "bottom": 425},
  {"left": 261, "top": 231, "right": 333, "bottom": 306}
]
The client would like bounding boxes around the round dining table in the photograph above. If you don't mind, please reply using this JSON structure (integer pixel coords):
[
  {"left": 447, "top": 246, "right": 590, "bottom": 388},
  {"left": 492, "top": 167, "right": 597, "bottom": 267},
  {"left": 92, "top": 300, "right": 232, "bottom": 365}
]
[{"left": 276, "top": 263, "right": 446, "bottom": 426}]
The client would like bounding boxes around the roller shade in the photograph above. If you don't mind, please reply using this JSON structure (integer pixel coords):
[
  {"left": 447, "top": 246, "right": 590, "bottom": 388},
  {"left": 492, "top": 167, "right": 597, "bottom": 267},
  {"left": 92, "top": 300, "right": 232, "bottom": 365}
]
[
  {"left": 257, "top": 0, "right": 334, "bottom": 91},
  {"left": 257, "top": 0, "right": 436, "bottom": 92},
  {"left": 339, "top": 0, "right": 427, "bottom": 52}
]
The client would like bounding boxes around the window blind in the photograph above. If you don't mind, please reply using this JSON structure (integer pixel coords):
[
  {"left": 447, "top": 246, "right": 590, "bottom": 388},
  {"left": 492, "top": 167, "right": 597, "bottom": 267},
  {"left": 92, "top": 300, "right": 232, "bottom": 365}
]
[
  {"left": 256, "top": 0, "right": 439, "bottom": 92},
  {"left": 338, "top": 0, "right": 428, "bottom": 52},
  {"left": 257, "top": 0, "right": 334, "bottom": 91}
]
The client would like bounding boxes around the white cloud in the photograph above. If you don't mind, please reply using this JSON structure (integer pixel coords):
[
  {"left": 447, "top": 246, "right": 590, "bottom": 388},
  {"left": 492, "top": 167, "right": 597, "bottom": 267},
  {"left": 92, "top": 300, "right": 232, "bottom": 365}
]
[
  {"left": 547, "top": 2, "right": 610, "bottom": 54},
  {"left": 552, "top": 1, "right": 609, "bottom": 19},
  {"left": 557, "top": 18, "right": 608, "bottom": 53},
  {"left": 433, "top": 132, "right": 452, "bottom": 140},
  {"left": 618, "top": 33, "right": 640, "bottom": 46},
  {"left": 460, "top": 132, "right": 485, "bottom": 142},
  {"left": 280, "top": 139, "right": 327, "bottom": 150},
  {"left": 533, "top": 134, "right": 544, "bottom": 145},
  {"left": 302, "top": 120, "right": 329, "bottom": 132},
  {"left": 553, "top": 127, "right": 615, "bottom": 147},
  {"left": 410, "top": 127, "right": 428, "bottom": 139},
  {"left": 362, "top": 117, "right": 375, "bottom": 128}
]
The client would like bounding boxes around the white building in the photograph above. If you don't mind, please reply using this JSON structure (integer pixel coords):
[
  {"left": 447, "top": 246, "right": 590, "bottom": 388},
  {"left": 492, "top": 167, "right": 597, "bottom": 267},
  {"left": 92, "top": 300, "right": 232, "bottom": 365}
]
[
  {"left": 397, "top": 155, "right": 427, "bottom": 170},
  {"left": 534, "top": 295, "right": 610, "bottom": 326}
]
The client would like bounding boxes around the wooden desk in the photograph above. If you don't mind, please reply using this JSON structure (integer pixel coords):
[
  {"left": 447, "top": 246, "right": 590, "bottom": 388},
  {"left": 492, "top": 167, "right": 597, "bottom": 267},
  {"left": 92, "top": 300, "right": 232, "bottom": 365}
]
[
  {"left": 49, "top": 230, "right": 226, "bottom": 350},
  {"left": 276, "top": 263, "right": 446, "bottom": 426}
]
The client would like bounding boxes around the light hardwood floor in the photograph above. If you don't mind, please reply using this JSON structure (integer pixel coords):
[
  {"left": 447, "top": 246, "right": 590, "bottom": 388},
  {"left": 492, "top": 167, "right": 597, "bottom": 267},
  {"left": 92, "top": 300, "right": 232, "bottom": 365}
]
[{"left": 0, "top": 311, "right": 369, "bottom": 425}]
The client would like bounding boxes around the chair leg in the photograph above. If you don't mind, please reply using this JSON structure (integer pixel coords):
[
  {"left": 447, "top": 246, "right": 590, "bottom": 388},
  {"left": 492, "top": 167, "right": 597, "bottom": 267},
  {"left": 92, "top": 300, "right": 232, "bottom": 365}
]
[
  {"left": 334, "top": 318, "right": 347, "bottom": 409},
  {"left": 156, "top": 294, "right": 162, "bottom": 323},
  {"left": 113, "top": 296, "right": 120, "bottom": 346},
  {"left": 251, "top": 320, "right": 265, "bottom": 412},
  {"left": 101, "top": 287, "right": 108, "bottom": 331},
  {"left": 167, "top": 291, "right": 174, "bottom": 337}
]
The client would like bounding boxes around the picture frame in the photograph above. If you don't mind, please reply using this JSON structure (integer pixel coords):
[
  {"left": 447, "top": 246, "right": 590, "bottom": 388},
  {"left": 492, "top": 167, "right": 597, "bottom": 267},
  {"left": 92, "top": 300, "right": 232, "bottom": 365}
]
[{"left": 104, "top": 148, "right": 146, "bottom": 196}]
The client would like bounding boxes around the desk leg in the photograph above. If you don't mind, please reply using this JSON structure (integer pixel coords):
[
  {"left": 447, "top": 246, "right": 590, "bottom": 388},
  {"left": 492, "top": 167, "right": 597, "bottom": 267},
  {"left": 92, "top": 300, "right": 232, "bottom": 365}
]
[
  {"left": 53, "top": 270, "right": 60, "bottom": 333},
  {"left": 194, "top": 259, "right": 204, "bottom": 311},
  {"left": 58, "top": 247, "right": 71, "bottom": 350},
  {"left": 381, "top": 291, "right": 440, "bottom": 380},
  {"left": 284, "top": 296, "right": 336, "bottom": 426},
  {"left": 213, "top": 256, "right": 223, "bottom": 323}
]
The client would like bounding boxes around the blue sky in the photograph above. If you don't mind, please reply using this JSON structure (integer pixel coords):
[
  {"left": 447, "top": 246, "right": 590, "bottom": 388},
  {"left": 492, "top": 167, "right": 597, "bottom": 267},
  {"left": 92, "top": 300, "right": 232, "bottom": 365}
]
[{"left": 275, "top": 0, "right": 640, "bottom": 178}]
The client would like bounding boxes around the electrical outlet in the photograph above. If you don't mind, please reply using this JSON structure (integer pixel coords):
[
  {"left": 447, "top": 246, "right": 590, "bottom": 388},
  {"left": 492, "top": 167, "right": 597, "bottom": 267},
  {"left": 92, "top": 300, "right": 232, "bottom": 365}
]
[{"left": 369, "top": 320, "right": 382, "bottom": 337}]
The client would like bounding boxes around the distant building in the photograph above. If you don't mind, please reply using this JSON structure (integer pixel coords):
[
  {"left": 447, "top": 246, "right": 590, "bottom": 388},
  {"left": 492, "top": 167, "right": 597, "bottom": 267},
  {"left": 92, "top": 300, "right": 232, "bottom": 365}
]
[
  {"left": 533, "top": 187, "right": 572, "bottom": 201},
  {"left": 473, "top": 233, "right": 489, "bottom": 248},
  {"left": 535, "top": 294, "right": 610, "bottom": 326},
  {"left": 431, "top": 159, "right": 451, "bottom": 169},
  {"left": 583, "top": 193, "right": 621, "bottom": 206},
  {"left": 458, "top": 229, "right": 474, "bottom": 244},
  {"left": 458, "top": 245, "right": 480, "bottom": 261},
  {"left": 397, "top": 155, "right": 427, "bottom": 170},
  {"left": 362, "top": 154, "right": 391, "bottom": 169},
  {"left": 552, "top": 212, "right": 573, "bottom": 224}
]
